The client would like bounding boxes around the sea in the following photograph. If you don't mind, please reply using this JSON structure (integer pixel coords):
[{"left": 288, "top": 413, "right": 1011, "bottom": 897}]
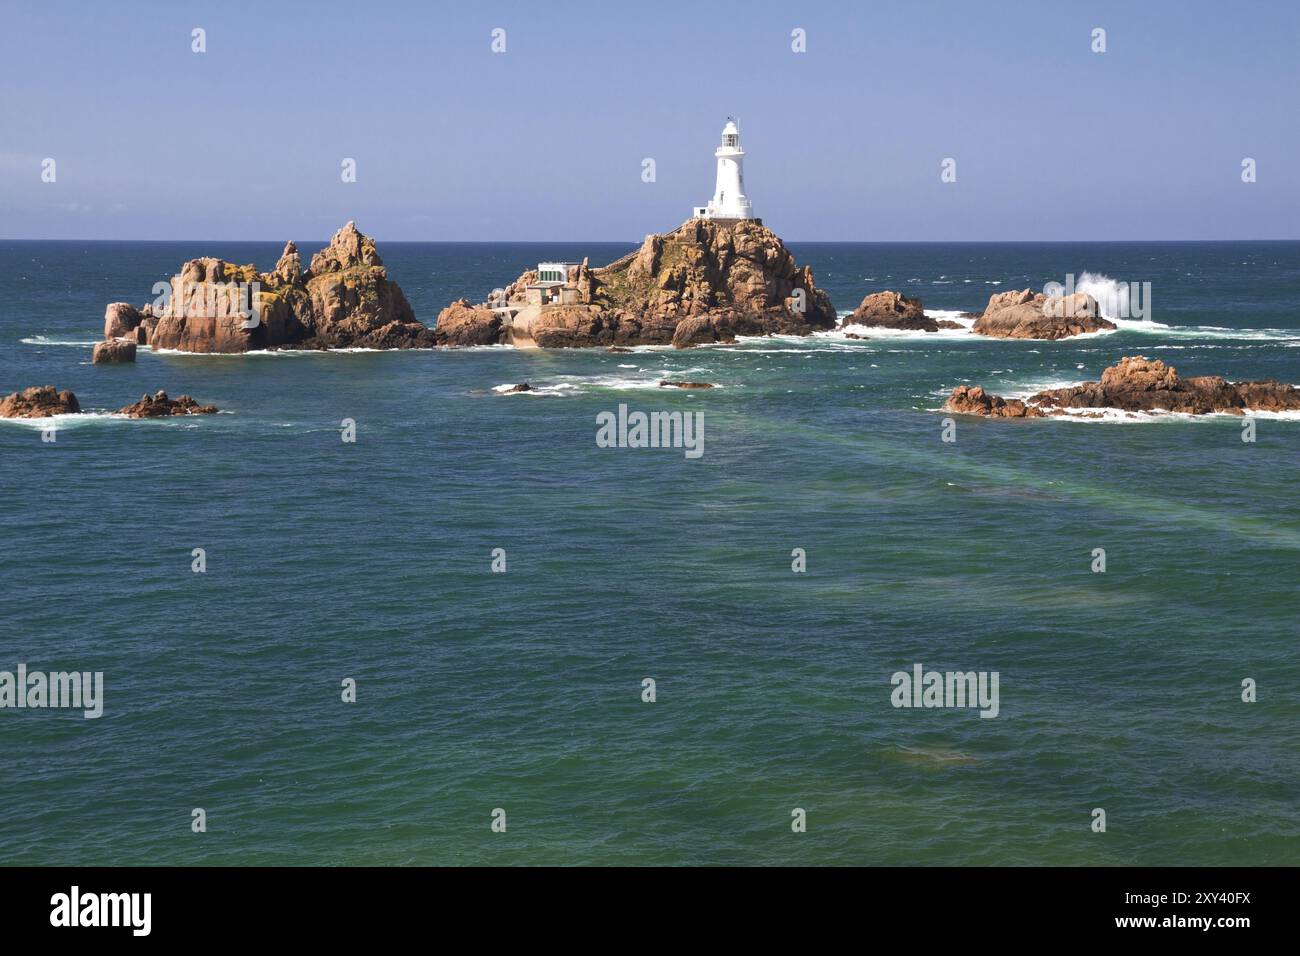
[{"left": 1, "top": 239, "right": 1297, "bottom": 865}]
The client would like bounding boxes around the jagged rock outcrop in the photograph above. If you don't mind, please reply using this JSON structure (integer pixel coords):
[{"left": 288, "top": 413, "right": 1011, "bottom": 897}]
[
  {"left": 528, "top": 305, "right": 611, "bottom": 349},
  {"left": 944, "top": 356, "right": 1300, "bottom": 418},
  {"left": 116, "top": 390, "right": 218, "bottom": 418},
  {"left": 92, "top": 338, "right": 137, "bottom": 364},
  {"left": 0, "top": 386, "right": 81, "bottom": 418},
  {"left": 435, "top": 299, "right": 504, "bottom": 346},
  {"left": 972, "top": 288, "right": 1115, "bottom": 339},
  {"left": 104, "top": 303, "right": 144, "bottom": 339},
  {"left": 944, "top": 386, "right": 1045, "bottom": 418},
  {"left": 106, "top": 222, "right": 434, "bottom": 353},
  {"left": 434, "top": 218, "right": 837, "bottom": 348},
  {"left": 0, "top": 386, "right": 221, "bottom": 419},
  {"left": 266, "top": 241, "right": 303, "bottom": 287},
  {"left": 298, "top": 224, "right": 432, "bottom": 349},
  {"left": 847, "top": 291, "right": 937, "bottom": 331}
]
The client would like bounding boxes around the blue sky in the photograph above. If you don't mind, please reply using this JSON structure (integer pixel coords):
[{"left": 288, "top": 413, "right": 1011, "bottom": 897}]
[{"left": 1, "top": 0, "right": 1297, "bottom": 241}]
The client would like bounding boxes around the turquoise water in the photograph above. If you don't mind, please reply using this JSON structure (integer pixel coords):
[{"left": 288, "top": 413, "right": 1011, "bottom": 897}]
[{"left": 1, "top": 240, "right": 1298, "bottom": 865}]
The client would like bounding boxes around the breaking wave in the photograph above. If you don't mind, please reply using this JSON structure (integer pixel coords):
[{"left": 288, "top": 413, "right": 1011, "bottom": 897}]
[{"left": 20, "top": 335, "right": 100, "bottom": 346}]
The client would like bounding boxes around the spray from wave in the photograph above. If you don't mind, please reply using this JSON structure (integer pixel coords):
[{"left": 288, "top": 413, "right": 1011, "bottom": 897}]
[
  {"left": 1071, "top": 272, "right": 1131, "bottom": 321},
  {"left": 1067, "top": 271, "right": 1170, "bottom": 331}
]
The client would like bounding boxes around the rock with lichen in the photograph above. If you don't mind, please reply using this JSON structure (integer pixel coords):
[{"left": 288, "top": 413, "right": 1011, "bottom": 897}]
[
  {"left": 112, "top": 222, "right": 432, "bottom": 353},
  {"left": 944, "top": 356, "right": 1300, "bottom": 417},
  {"left": 434, "top": 218, "right": 837, "bottom": 348}
]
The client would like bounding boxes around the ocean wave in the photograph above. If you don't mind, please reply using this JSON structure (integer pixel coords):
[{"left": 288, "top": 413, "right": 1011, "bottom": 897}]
[
  {"left": 1113, "top": 321, "right": 1299, "bottom": 342},
  {"left": 0, "top": 409, "right": 235, "bottom": 428},
  {"left": 1072, "top": 271, "right": 1136, "bottom": 321},
  {"left": 928, "top": 310, "right": 976, "bottom": 327},
  {"left": 492, "top": 371, "right": 719, "bottom": 396},
  {"left": 150, "top": 347, "right": 303, "bottom": 358},
  {"left": 1050, "top": 406, "right": 1300, "bottom": 424},
  {"left": 492, "top": 382, "right": 581, "bottom": 397},
  {"left": 20, "top": 336, "right": 100, "bottom": 346},
  {"left": 0, "top": 411, "right": 130, "bottom": 429},
  {"left": 816, "top": 310, "right": 978, "bottom": 342},
  {"left": 149, "top": 345, "right": 445, "bottom": 357},
  {"left": 932, "top": 393, "right": 1300, "bottom": 422}
]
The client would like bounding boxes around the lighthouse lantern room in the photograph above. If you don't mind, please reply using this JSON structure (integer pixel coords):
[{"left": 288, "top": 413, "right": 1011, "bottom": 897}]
[{"left": 693, "top": 119, "right": 756, "bottom": 222}]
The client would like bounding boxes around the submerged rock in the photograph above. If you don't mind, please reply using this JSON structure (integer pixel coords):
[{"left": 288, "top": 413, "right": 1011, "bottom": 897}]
[
  {"left": 944, "top": 356, "right": 1300, "bottom": 418},
  {"left": 116, "top": 390, "right": 218, "bottom": 418},
  {"left": 0, "top": 385, "right": 81, "bottom": 418},
  {"left": 435, "top": 218, "right": 837, "bottom": 348},
  {"left": 972, "top": 288, "right": 1116, "bottom": 339},
  {"left": 501, "top": 382, "right": 533, "bottom": 393},
  {"left": 658, "top": 380, "right": 715, "bottom": 389}
]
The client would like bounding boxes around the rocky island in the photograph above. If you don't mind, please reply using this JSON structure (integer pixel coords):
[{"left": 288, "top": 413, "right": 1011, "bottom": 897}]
[
  {"left": 837, "top": 288, "right": 1114, "bottom": 339},
  {"left": 0, "top": 385, "right": 81, "bottom": 418},
  {"left": 116, "top": 391, "right": 219, "bottom": 418},
  {"left": 0, "top": 385, "right": 218, "bottom": 419},
  {"left": 971, "top": 288, "right": 1115, "bottom": 340},
  {"left": 943, "top": 356, "right": 1300, "bottom": 418},
  {"left": 98, "top": 222, "right": 435, "bottom": 355},
  {"left": 844, "top": 291, "right": 964, "bottom": 332},
  {"left": 436, "top": 217, "right": 837, "bottom": 349}
]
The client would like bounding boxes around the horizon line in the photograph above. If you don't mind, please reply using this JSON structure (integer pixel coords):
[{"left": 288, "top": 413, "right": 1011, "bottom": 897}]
[{"left": 3, "top": 236, "right": 1299, "bottom": 245}]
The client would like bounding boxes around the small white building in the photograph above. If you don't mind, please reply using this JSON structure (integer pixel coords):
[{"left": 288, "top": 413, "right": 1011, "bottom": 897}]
[
  {"left": 693, "top": 119, "right": 756, "bottom": 221},
  {"left": 525, "top": 262, "right": 581, "bottom": 305}
]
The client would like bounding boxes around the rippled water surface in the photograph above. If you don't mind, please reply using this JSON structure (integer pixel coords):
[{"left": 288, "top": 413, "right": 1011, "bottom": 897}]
[{"left": 2, "top": 240, "right": 1298, "bottom": 865}]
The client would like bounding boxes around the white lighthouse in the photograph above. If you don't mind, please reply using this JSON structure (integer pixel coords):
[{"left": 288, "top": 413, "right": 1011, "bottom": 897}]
[{"left": 693, "top": 119, "right": 756, "bottom": 221}]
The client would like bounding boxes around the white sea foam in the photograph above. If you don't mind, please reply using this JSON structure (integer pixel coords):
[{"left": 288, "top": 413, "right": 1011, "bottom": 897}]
[
  {"left": 927, "top": 310, "right": 976, "bottom": 328},
  {"left": 998, "top": 379, "right": 1090, "bottom": 399},
  {"left": 150, "top": 347, "right": 300, "bottom": 358},
  {"left": 1112, "top": 321, "right": 1298, "bottom": 342},
  {"left": 0, "top": 411, "right": 125, "bottom": 429},
  {"left": 493, "top": 371, "right": 719, "bottom": 396},
  {"left": 814, "top": 309, "right": 978, "bottom": 343},
  {"left": 492, "top": 382, "right": 581, "bottom": 396},
  {"left": 20, "top": 336, "right": 101, "bottom": 346},
  {"left": 929, "top": 401, "right": 1300, "bottom": 424},
  {"left": 1072, "top": 271, "right": 1135, "bottom": 320},
  {"left": 1050, "top": 406, "right": 1300, "bottom": 424},
  {"left": 149, "top": 343, "right": 465, "bottom": 357}
]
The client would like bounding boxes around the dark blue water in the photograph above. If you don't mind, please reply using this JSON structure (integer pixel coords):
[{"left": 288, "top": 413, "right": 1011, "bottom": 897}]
[{"left": 2, "top": 240, "right": 1298, "bottom": 865}]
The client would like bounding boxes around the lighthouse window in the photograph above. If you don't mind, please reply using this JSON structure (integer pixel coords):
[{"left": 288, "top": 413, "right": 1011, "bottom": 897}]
[{"left": 724, "top": 134, "right": 737, "bottom": 147}]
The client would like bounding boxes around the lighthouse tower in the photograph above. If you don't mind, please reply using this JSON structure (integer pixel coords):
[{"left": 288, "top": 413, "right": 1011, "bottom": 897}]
[{"left": 693, "top": 119, "right": 755, "bottom": 221}]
